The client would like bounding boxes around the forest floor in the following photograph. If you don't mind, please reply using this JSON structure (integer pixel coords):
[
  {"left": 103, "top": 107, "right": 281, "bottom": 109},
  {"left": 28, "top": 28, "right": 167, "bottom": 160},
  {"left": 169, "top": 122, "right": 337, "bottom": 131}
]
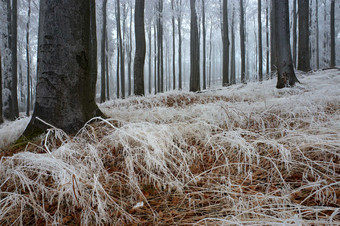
[{"left": 0, "top": 69, "right": 339, "bottom": 225}]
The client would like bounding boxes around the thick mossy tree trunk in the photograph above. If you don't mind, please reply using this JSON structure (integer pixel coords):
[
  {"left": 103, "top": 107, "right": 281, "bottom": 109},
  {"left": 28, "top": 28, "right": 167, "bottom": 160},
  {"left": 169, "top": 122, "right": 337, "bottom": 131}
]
[
  {"left": 24, "top": 0, "right": 103, "bottom": 136},
  {"left": 273, "top": 0, "right": 299, "bottom": 89},
  {"left": 134, "top": 0, "right": 146, "bottom": 96}
]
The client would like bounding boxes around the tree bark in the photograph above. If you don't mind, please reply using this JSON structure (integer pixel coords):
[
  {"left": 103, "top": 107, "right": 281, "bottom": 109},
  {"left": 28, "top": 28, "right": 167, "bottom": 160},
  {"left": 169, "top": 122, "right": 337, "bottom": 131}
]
[
  {"left": 26, "top": 0, "right": 31, "bottom": 116},
  {"left": 298, "top": 0, "right": 311, "bottom": 72},
  {"left": 315, "top": 0, "right": 319, "bottom": 69},
  {"left": 293, "top": 0, "right": 297, "bottom": 67},
  {"left": 128, "top": 4, "right": 133, "bottom": 96},
  {"left": 0, "top": 48, "right": 3, "bottom": 124},
  {"left": 117, "top": 0, "right": 125, "bottom": 98},
  {"left": 222, "top": 0, "right": 229, "bottom": 86},
  {"left": 266, "top": 0, "right": 270, "bottom": 78},
  {"left": 270, "top": 0, "right": 277, "bottom": 77},
  {"left": 230, "top": 6, "right": 236, "bottom": 85},
  {"left": 101, "top": 0, "right": 107, "bottom": 103},
  {"left": 172, "top": 0, "right": 176, "bottom": 90},
  {"left": 190, "top": 0, "right": 200, "bottom": 92},
  {"left": 148, "top": 21, "right": 152, "bottom": 94},
  {"left": 157, "top": 0, "right": 164, "bottom": 93},
  {"left": 258, "top": 0, "right": 263, "bottom": 81},
  {"left": 4, "top": 0, "right": 19, "bottom": 120},
  {"left": 273, "top": 0, "right": 299, "bottom": 89},
  {"left": 202, "top": 0, "right": 206, "bottom": 89},
  {"left": 240, "top": 0, "right": 246, "bottom": 83},
  {"left": 177, "top": 0, "right": 182, "bottom": 90},
  {"left": 330, "top": 0, "right": 335, "bottom": 67},
  {"left": 134, "top": 0, "right": 146, "bottom": 96},
  {"left": 24, "top": 0, "right": 103, "bottom": 136}
]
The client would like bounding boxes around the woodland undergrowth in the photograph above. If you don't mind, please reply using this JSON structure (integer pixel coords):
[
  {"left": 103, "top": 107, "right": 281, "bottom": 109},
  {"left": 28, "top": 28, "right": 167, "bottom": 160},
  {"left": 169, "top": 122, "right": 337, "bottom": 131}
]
[{"left": 0, "top": 70, "right": 339, "bottom": 225}]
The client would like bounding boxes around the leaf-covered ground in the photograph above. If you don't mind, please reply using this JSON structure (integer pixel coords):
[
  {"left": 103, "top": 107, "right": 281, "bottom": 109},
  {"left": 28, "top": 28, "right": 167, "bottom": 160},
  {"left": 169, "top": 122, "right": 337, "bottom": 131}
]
[{"left": 1, "top": 69, "right": 339, "bottom": 225}]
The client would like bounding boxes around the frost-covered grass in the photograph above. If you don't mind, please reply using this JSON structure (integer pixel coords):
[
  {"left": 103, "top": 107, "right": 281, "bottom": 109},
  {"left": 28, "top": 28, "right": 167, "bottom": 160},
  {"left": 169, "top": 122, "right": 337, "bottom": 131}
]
[
  {"left": 0, "top": 69, "right": 339, "bottom": 225},
  {"left": 0, "top": 116, "right": 30, "bottom": 149}
]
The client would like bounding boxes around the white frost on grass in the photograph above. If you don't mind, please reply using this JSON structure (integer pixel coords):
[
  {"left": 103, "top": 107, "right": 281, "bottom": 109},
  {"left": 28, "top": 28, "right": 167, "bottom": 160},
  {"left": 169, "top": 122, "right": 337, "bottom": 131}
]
[
  {"left": 0, "top": 117, "right": 30, "bottom": 149},
  {"left": 0, "top": 69, "right": 339, "bottom": 225}
]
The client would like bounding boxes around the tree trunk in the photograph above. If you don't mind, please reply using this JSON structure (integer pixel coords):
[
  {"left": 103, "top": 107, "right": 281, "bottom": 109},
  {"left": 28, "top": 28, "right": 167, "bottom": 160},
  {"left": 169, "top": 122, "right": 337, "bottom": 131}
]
[
  {"left": 26, "top": 0, "right": 31, "bottom": 116},
  {"left": 298, "top": 0, "right": 311, "bottom": 72},
  {"left": 222, "top": 0, "right": 229, "bottom": 86},
  {"left": 266, "top": 0, "right": 270, "bottom": 78},
  {"left": 154, "top": 23, "right": 157, "bottom": 94},
  {"left": 208, "top": 19, "right": 212, "bottom": 88},
  {"left": 4, "top": 0, "right": 19, "bottom": 120},
  {"left": 24, "top": 0, "right": 102, "bottom": 136},
  {"left": 270, "top": 0, "right": 277, "bottom": 77},
  {"left": 273, "top": 0, "right": 299, "bottom": 89},
  {"left": 0, "top": 48, "right": 3, "bottom": 124},
  {"left": 258, "top": 0, "right": 263, "bottom": 81},
  {"left": 157, "top": 0, "right": 164, "bottom": 93},
  {"left": 128, "top": 4, "right": 133, "bottom": 96},
  {"left": 293, "top": 0, "right": 297, "bottom": 67},
  {"left": 101, "top": 0, "right": 107, "bottom": 103},
  {"left": 239, "top": 0, "right": 246, "bottom": 83},
  {"left": 171, "top": 0, "right": 176, "bottom": 90},
  {"left": 148, "top": 21, "right": 152, "bottom": 94},
  {"left": 190, "top": 0, "right": 200, "bottom": 92},
  {"left": 134, "top": 0, "right": 146, "bottom": 96},
  {"left": 330, "top": 0, "right": 335, "bottom": 67},
  {"left": 315, "top": 0, "right": 319, "bottom": 69},
  {"left": 106, "top": 31, "right": 110, "bottom": 100},
  {"left": 202, "top": 0, "right": 206, "bottom": 90},
  {"left": 230, "top": 6, "right": 236, "bottom": 85},
  {"left": 117, "top": 0, "right": 125, "bottom": 98},
  {"left": 178, "top": 0, "right": 182, "bottom": 90}
]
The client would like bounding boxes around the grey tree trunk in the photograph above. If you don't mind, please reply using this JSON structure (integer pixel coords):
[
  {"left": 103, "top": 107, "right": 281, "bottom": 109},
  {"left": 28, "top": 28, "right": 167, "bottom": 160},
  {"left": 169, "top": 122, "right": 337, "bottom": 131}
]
[
  {"left": 202, "top": 0, "right": 206, "bottom": 90},
  {"left": 26, "top": 0, "right": 31, "bottom": 116},
  {"left": 190, "top": 0, "right": 200, "bottom": 92},
  {"left": 157, "top": 0, "right": 164, "bottom": 93},
  {"left": 293, "top": 0, "right": 297, "bottom": 67},
  {"left": 117, "top": 0, "right": 125, "bottom": 98},
  {"left": 116, "top": 5, "right": 120, "bottom": 98},
  {"left": 258, "top": 0, "right": 263, "bottom": 81},
  {"left": 178, "top": 0, "right": 182, "bottom": 90},
  {"left": 134, "top": 0, "right": 146, "bottom": 96},
  {"left": 298, "top": 0, "right": 311, "bottom": 72},
  {"left": 24, "top": 0, "right": 103, "bottom": 136},
  {"left": 128, "top": 4, "right": 133, "bottom": 96},
  {"left": 208, "top": 20, "right": 212, "bottom": 87},
  {"left": 105, "top": 31, "right": 110, "bottom": 100},
  {"left": 154, "top": 23, "right": 157, "bottom": 94},
  {"left": 266, "top": 0, "right": 270, "bottom": 77},
  {"left": 330, "top": 0, "right": 335, "bottom": 67},
  {"left": 230, "top": 6, "right": 236, "bottom": 85},
  {"left": 101, "top": 0, "right": 107, "bottom": 103},
  {"left": 148, "top": 22, "right": 152, "bottom": 94},
  {"left": 272, "top": 0, "right": 299, "bottom": 89},
  {"left": 222, "top": 0, "right": 229, "bottom": 86},
  {"left": 4, "top": 0, "right": 19, "bottom": 120},
  {"left": 239, "top": 0, "right": 246, "bottom": 83},
  {"left": 270, "top": 0, "right": 277, "bottom": 78},
  {"left": 0, "top": 48, "right": 3, "bottom": 124},
  {"left": 172, "top": 0, "right": 176, "bottom": 90},
  {"left": 315, "top": 0, "right": 319, "bottom": 69}
]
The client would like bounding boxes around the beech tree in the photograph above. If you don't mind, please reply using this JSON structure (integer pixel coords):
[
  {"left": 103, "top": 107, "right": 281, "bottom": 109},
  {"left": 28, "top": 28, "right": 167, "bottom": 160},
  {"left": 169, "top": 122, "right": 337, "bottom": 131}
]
[
  {"left": 134, "top": 0, "right": 146, "bottom": 96},
  {"left": 190, "top": 0, "right": 200, "bottom": 92},
  {"left": 258, "top": 0, "right": 263, "bottom": 81},
  {"left": 222, "top": 0, "right": 229, "bottom": 86},
  {"left": 0, "top": 47, "right": 3, "bottom": 124},
  {"left": 298, "top": 0, "right": 311, "bottom": 72},
  {"left": 330, "top": 0, "right": 335, "bottom": 67},
  {"left": 272, "top": 0, "right": 299, "bottom": 89},
  {"left": 101, "top": 0, "right": 108, "bottom": 103},
  {"left": 240, "top": 0, "right": 246, "bottom": 83},
  {"left": 24, "top": 0, "right": 103, "bottom": 136},
  {"left": 3, "top": 0, "right": 19, "bottom": 120}
]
